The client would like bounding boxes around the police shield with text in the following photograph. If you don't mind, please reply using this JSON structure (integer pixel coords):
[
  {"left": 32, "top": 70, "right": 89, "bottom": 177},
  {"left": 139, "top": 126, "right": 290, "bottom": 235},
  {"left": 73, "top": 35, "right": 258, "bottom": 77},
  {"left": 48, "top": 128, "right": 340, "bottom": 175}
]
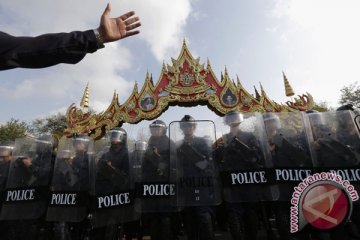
[
  {"left": 263, "top": 112, "right": 313, "bottom": 199},
  {"left": 1, "top": 136, "right": 54, "bottom": 240},
  {"left": 131, "top": 140, "right": 147, "bottom": 184},
  {"left": 90, "top": 127, "right": 139, "bottom": 240},
  {"left": 215, "top": 111, "right": 273, "bottom": 202},
  {"left": 0, "top": 144, "right": 13, "bottom": 210},
  {"left": 307, "top": 110, "right": 360, "bottom": 239},
  {"left": 140, "top": 120, "right": 178, "bottom": 240},
  {"left": 169, "top": 115, "right": 221, "bottom": 240},
  {"left": 214, "top": 111, "right": 274, "bottom": 240},
  {"left": 263, "top": 112, "right": 313, "bottom": 239},
  {"left": 124, "top": 140, "right": 146, "bottom": 240},
  {"left": 47, "top": 135, "right": 93, "bottom": 240},
  {"left": 307, "top": 110, "right": 360, "bottom": 174},
  {"left": 0, "top": 143, "right": 13, "bottom": 239},
  {"left": 1, "top": 136, "right": 54, "bottom": 220}
]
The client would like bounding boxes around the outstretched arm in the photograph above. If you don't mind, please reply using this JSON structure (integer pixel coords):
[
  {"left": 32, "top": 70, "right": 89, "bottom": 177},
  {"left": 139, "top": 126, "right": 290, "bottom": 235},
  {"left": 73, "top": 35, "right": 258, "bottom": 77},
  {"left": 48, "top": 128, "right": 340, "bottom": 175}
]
[{"left": 0, "top": 3, "right": 141, "bottom": 70}]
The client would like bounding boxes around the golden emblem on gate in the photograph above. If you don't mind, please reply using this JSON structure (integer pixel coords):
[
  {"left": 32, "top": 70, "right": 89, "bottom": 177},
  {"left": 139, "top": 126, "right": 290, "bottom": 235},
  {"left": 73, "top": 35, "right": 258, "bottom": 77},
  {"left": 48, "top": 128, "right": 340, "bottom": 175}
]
[{"left": 180, "top": 71, "right": 194, "bottom": 86}]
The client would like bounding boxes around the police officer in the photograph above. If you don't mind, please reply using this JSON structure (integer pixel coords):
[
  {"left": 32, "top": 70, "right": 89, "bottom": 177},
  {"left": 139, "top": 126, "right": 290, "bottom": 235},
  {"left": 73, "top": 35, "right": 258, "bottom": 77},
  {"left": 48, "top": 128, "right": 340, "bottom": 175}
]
[
  {"left": 215, "top": 111, "right": 263, "bottom": 240},
  {"left": 0, "top": 144, "right": 13, "bottom": 198},
  {"left": 124, "top": 140, "right": 147, "bottom": 240},
  {"left": 2, "top": 136, "right": 55, "bottom": 240},
  {"left": 141, "top": 120, "right": 177, "bottom": 240},
  {"left": 177, "top": 115, "right": 216, "bottom": 240},
  {"left": 263, "top": 112, "right": 312, "bottom": 240},
  {"left": 0, "top": 144, "right": 13, "bottom": 240},
  {"left": 93, "top": 127, "right": 130, "bottom": 240},
  {"left": 52, "top": 134, "right": 91, "bottom": 240},
  {"left": 308, "top": 108, "right": 360, "bottom": 239},
  {"left": 73, "top": 134, "right": 91, "bottom": 240},
  {"left": 25, "top": 135, "right": 56, "bottom": 240}
]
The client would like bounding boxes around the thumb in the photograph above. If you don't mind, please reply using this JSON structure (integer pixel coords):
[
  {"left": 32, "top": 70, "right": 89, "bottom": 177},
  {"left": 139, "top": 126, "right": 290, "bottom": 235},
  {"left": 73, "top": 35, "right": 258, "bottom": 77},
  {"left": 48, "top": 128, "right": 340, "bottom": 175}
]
[{"left": 102, "top": 3, "right": 111, "bottom": 17}]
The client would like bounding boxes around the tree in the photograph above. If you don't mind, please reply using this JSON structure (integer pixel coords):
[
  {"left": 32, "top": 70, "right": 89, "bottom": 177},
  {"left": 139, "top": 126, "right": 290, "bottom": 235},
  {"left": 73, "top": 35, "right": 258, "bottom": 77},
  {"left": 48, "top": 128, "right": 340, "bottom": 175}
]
[
  {"left": 312, "top": 101, "right": 333, "bottom": 112},
  {"left": 0, "top": 118, "right": 30, "bottom": 142},
  {"left": 339, "top": 82, "right": 360, "bottom": 108},
  {"left": 30, "top": 113, "right": 68, "bottom": 139}
]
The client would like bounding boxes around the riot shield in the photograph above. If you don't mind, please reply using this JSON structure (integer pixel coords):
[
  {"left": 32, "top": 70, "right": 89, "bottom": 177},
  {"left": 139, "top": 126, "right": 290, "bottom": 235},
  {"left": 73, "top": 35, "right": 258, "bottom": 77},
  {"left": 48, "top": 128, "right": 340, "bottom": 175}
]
[
  {"left": 90, "top": 129, "right": 140, "bottom": 227},
  {"left": 214, "top": 112, "right": 276, "bottom": 202},
  {"left": 0, "top": 144, "right": 13, "bottom": 215},
  {"left": 136, "top": 125, "right": 178, "bottom": 213},
  {"left": 169, "top": 119, "right": 221, "bottom": 207},
  {"left": 306, "top": 110, "right": 360, "bottom": 202},
  {"left": 46, "top": 135, "right": 93, "bottom": 222},
  {"left": 1, "top": 136, "right": 54, "bottom": 220},
  {"left": 262, "top": 112, "right": 314, "bottom": 201},
  {"left": 131, "top": 140, "right": 146, "bottom": 183}
]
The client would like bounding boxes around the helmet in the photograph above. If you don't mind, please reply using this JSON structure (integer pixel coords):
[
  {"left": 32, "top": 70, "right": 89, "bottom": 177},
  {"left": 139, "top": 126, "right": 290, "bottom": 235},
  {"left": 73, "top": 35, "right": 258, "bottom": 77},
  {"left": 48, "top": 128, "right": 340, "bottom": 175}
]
[
  {"left": 135, "top": 140, "right": 148, "bottom": 151},
  {"left": 263, "top": 112, "right": 281, "bottom": 129},
  {"left": 337, "top": 104, "right": 355, "bottom": 112},
  {"left": 179, "top": 115, "right": 196, "bottom": 130},
  {"left": 263, "top": 112, "right": 281, "bottom": 128},
  {"left": 307, "top": 112, "right": 326, "bottom": 127},
  {"left": 72, "top": 134, "right": 90, "bottom": 151},
  {"left": 150, "top": 120, "right": 167, "bottom": 136},
  {"left": 0, "top": 145, "right": 13, "bottom": 157},
  {"left": 306, "top": 109, "right": 318, "bottom": 114},
  {"left": 73, "top": 134, "right": 90, "bottom": 144},
  {"left": 35, "top": 134, "right": 53, "bottom": 152},
  {"left": 59, "top": 149, "right": 72, "bottom": 159},
  {"left": 108, "top": 127, "right": 127, "bottom": 144},
  {"left": 224, "top": 111, "right": 243, "bottom": 126}
]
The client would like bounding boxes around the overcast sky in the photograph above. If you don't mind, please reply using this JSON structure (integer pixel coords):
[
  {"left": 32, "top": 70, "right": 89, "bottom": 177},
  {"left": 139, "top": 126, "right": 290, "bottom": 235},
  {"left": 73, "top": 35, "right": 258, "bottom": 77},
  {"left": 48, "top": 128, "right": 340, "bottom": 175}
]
[{"left": 1, "top": 0, "right": 360, "bottom": 134}]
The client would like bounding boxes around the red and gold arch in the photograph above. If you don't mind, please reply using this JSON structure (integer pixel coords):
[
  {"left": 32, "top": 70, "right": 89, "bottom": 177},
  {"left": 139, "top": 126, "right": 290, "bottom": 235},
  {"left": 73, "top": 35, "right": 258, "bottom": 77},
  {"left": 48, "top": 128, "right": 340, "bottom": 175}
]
[{"left": 64, "top": 41, "right": 314, "bottom": 139}]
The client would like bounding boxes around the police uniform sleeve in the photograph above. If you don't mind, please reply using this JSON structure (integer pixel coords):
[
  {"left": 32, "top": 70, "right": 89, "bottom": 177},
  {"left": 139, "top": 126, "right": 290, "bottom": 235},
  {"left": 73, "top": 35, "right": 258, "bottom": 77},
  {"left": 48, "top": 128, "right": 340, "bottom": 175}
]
[{"left": 0, "top": 30, "right": 99, "bottom": 70}]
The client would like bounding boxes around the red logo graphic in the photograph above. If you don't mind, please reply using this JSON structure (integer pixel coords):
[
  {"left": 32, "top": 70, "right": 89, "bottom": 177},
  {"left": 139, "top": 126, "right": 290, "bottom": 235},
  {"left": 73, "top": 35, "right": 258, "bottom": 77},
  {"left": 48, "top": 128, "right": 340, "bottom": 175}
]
[{"left": 301, "top": 183, "right": 350, "bottom": 230}]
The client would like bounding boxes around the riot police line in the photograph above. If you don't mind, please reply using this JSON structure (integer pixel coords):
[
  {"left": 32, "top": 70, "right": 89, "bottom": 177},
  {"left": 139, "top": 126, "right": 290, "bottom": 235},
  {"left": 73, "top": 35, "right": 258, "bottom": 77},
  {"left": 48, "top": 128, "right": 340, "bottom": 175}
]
[{"left": 0, "top": 108, "right": 359, "bottom": 240}]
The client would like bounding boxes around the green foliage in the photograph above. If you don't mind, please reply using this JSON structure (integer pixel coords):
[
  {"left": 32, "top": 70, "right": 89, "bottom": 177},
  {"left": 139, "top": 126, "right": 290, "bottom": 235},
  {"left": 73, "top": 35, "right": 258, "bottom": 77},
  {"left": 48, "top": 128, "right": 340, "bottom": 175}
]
[
  {"left": 312, "top": 101, "right": 333, "bottom": 112},
  {"left": 339, "top": 82, "right": 360, "bottom": 107},
  {"left": 29, "top": 113, "right": 68, "bottom": 138},
  {"left": 0, "top": 118, "right": 29, "bottom": 142}
]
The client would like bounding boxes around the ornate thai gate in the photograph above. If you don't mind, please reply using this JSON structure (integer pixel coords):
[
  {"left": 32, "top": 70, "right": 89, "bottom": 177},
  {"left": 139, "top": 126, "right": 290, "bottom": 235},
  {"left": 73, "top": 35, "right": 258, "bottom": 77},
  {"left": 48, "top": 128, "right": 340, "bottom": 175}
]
[{"left": 64, "top": 41, "right": 313, "bottom": 139}]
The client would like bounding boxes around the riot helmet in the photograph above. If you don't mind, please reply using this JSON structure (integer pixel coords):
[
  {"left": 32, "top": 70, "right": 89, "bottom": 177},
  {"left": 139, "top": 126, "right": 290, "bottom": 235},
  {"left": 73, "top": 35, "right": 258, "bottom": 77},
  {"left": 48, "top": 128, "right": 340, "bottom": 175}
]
[
  {"left": 307, "top": 111, "right": 326, "bottom": 127},
  {"left": 35, "top": 134, "right": 54, "bottom": 152},
  {"left": 305, "top": 109, "right": 318, "bottom": 114},
  {"left": 335, "top": 105, "right": 358, "bottom": 138},
  {"left": 263, "top": 112, "right": 281, "bottom": 129},
  {"left": 263, "top": 112, "right": 281, "bottom": 139},
  {"left": 336, "top": 104, "right": 355, "bottom": 112},
  {"left": 150, "top": 120, "right": 167, "bottom": 136},
  {"left": 224, "top": 111, "right": 244, "bottom": 127},
  {"left": 58, "top": 149, "right": 73, "bottom": 165},
  {"left": 72, "top": 134, "right": 90, "bottom": 153},
  {"left": 307, "top": 111, "right": 332, "bottom": 139},
  {"left": 108, "top": 127, "right": 127, "bottom": 144},
  {"left": 59, "top": 149, "right": 72, "bottom": 159},
  {"left": 179, "top": 115, "right": 197, "bottom": 130},
  {"left": 135, "top": 140, "right": 148, "bottom": 151},
  {"left": 0, "top": 145, "right": 13, "bottom": 162}
]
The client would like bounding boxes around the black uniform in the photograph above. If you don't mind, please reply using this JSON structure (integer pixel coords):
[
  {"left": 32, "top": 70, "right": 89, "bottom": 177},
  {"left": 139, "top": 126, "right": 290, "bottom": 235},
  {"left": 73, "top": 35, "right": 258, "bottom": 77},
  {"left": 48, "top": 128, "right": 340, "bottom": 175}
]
[
  {"left": 52, "top": 151, "right": 90, "bottom": 240},
  {"left": 270, "top": 130, "right": 312, "bottom": 240},
  {"left": 141, "top": 135, "right": 177, "bottom": 240},
  {"left": 177, "top": 136, "right": 216, "bottom": 240},
  {"left": 312, "top": 128, "right": 360, "bottom": 240},
  {"left": 93, "top": 144, "right": 129, "bottom": 240},
  {"left": 217, "top": 131, "right": 264, "bottom": 240},
  {"left": 0, "top": 155, "right": 11, "bottom": 240}
]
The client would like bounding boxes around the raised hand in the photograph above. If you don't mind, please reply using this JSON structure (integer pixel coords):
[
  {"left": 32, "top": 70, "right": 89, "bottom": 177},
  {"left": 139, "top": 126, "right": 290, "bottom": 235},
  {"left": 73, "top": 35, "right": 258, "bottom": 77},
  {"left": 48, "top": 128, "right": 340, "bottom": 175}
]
[{"left": 98, "top": 3, "right": 141, "bottom": 43}]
